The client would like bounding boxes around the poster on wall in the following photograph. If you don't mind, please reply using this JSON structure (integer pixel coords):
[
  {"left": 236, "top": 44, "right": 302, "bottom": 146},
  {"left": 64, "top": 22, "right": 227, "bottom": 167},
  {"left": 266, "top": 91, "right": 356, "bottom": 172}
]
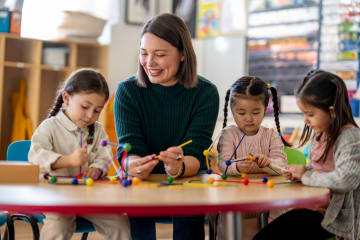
[
  {"left": 196, "top": 0, "right": 220, "bottom": 38},
  {"left": 125, "top": 0, "right": 158, "bottom": 26},
  {"left": 173, "top": 0, "right": 197, "bottom": 38},
  {"left": 221, "top": 0, "right": 247, "bottom": 35}
]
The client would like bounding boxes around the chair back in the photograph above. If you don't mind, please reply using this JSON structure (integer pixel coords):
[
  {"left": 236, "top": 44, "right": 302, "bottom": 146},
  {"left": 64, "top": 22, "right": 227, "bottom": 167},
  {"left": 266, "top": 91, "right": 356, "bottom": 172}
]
[
  {"left": 7, "top": 140, "right": 31, "bottom": 161},
  {"left": 6, "top": 140, "right": 96, "bottom": 238},
  {"left": 0, "top": 211, "right": 8, "bottom": 226},
  {"left": 284, "top": 147, "right": 306, "bottom": 165}
]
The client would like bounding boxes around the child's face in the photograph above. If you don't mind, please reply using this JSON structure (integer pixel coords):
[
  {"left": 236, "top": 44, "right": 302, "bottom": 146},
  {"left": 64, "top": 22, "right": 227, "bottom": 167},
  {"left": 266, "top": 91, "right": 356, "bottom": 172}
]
[
  {"left": 297, "top": 99, "right": 331, "bottom": 134},
  {"left": 231, "top": 96, "right": 265, "bottom": 136},
  {"left": 62, "top": 91, "right": 106, "bottom": 128}
]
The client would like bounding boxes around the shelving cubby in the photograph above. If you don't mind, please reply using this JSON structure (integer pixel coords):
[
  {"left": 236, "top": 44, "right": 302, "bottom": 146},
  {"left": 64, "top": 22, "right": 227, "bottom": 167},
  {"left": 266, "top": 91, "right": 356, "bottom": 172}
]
[{"left": 0, "top": 33, "right": 108, "bottom": 159}]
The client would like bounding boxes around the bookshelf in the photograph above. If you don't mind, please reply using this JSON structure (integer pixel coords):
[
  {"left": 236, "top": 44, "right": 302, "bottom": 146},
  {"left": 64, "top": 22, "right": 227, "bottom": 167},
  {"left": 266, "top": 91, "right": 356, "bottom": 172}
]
[{"left": 0, "top": 33, "right": 109, "bottom": 159}]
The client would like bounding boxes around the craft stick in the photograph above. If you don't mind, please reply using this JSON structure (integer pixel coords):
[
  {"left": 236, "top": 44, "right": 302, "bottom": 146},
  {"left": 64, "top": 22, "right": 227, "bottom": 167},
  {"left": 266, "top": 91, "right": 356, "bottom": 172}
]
[
  {"left": 178, "top": 139, "right": 192, "bottom": 148},
  {"left": 270, "top": 163, "right": 288, "bottom": 172},
  {"left": 267, "top": 166, "right": 282, "bottom": 175},
  {"left": 155, "top": 140, "right": 193, "bottom": 159},
  {"left": 111, "top": 158, "right": 119, "bottom": 176},
  {"left": 79, "top": 130, "right": 83, "bottom": 173},
  {"left": 49, "top": 178, "right": 86, "bottom": 185}
]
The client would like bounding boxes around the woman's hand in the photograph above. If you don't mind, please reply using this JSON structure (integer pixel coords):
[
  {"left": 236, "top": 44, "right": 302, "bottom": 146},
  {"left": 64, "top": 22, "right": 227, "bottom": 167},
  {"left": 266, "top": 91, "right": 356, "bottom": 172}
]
[
  {"left": 253, "top": 154, "right": 270, "bottom": 168},
  {"left": 283, "top": 164, "right": 307, "bottom": 181},
  {"left": 82, "top": 167, "right": 102, "bottom": 180},
  {"left": 129, "top": 155, "right": 158, "bottom": 180},
  {"left": 158, "top": 146, "right": 184, "bottom": 175}
]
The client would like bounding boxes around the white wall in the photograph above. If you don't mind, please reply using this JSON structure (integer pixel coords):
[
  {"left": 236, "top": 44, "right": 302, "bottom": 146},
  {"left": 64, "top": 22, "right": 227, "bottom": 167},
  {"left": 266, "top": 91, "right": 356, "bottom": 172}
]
[{"left": 198, "top": 36, "right": 247, "bottom": 117}]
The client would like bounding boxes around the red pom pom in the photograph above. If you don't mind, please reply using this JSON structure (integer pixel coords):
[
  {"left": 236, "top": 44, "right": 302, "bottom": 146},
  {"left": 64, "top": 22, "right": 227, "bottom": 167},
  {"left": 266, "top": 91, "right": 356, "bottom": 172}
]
[{"left": 243, "top": 179, "right": 249, "bottom": 185}]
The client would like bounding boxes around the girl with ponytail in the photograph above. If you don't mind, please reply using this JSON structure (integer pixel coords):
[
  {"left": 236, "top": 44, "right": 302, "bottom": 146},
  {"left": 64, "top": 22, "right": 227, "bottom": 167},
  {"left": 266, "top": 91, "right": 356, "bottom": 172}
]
[{"left": 254, "top": 70, "right": 360, "bottom": 240}]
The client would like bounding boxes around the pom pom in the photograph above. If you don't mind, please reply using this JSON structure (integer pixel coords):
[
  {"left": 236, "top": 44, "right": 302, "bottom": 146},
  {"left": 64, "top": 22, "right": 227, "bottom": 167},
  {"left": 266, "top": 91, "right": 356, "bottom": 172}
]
[
  {"left": 86, "top": 178, "right": 94, "bottom": 186},
  {"left": 203, "top": 149, "right": 209, "bottom": 156},
  {"left": 206, "top": 169, "right": 213, "bottom": 174},
  {"left": 167, "top": 176, "right": 174, "bottom": 183},
  {"left": 71, "top": 178, "right": 78, "bottom": 185},
  {"left": 262, "top": 177, "right": 268, "bottom": 183},
  {"left": 208, "top": 177, "right": 215, "bottom": 184},
  {"left": 132, "top": 177, "right": 140, "bottom": 185},
  {"left": 50, "top": 176, "right": 57, "bottom": 183},
  {"left": 243, "top": 179, "right": 249, "bottom": 185},
  {"left": 101, "top": 139, "right": 107, "bottom": 147},
  {"left": 267, "top": 180, "right": 275, "bottom": 188},
  {"left": 123, "top": 143, "right": 131, "bottom": 152},
  {"left": 122, "top": 179, "right": 129, "bottom": 187},
  {"left": 127, "top": 178, "right": 132, "bottom": 186}
]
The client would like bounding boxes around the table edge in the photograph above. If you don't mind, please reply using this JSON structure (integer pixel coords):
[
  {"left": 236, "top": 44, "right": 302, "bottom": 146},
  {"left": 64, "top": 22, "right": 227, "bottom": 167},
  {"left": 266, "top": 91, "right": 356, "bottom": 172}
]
[{"left": 0, "top": 191, "right": 330, "bottom": 216}]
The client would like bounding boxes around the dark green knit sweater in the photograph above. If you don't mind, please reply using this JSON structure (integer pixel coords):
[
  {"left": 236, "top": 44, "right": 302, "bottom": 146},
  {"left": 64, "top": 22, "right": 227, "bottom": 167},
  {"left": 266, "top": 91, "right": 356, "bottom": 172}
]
[{"left": 114, "top": 75, "right": 219, "bottom": 173}]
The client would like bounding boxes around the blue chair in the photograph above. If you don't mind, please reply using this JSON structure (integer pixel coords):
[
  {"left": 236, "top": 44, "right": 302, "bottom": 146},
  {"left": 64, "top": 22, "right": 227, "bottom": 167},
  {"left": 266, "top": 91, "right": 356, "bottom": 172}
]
[{"left": 7, "top": 140, "right": 96, "bottom": 240}]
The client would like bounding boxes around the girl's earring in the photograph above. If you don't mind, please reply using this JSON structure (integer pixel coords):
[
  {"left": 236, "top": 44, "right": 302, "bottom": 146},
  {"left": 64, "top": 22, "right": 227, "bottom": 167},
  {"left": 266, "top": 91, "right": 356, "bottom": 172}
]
[{"left": 329, "top": 106, "right": 335, "bottom": 119}]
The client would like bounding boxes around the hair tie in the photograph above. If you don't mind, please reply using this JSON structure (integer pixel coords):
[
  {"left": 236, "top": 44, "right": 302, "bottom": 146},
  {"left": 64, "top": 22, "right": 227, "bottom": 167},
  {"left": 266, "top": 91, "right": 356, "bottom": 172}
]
[{"left": 278, "top": 132, "right": 282, "bottom": 137}]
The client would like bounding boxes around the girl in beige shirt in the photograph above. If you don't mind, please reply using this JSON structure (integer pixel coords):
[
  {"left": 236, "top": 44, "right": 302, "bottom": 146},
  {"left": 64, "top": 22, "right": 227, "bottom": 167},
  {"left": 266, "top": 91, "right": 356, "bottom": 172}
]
[{"left": 29, "top": 68, "right": 130, "bottom": 240}]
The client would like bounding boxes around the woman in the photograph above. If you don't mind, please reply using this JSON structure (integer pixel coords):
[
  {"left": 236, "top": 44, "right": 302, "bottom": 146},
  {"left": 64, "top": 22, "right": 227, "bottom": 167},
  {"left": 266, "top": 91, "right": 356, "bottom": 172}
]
[{"left": 114, "top": 13, "right": 219, "bottom": 240}]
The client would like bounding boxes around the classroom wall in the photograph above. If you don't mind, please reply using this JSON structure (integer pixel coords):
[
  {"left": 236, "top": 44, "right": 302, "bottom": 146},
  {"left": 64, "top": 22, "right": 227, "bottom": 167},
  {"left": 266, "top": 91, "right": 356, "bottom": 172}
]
[{"left": 108, "top": 2, "right": 247, "bottom": 117}]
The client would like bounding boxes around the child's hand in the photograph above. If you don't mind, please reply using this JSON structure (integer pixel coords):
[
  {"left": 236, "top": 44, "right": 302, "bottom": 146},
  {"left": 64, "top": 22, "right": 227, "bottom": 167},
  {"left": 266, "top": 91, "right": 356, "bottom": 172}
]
[
  {"left": 82, "top": 167, "right": 102, "bottom": 180},
  {"left": 69, "top": 146, "right": 88, "bottom": 167},
  {"left": 285, "top": 165, "right": 307, "bottom": 181},
  {"left": 235, "top": 161, "right": 253, "bottom": 172},
  {"left": 253, "top": 154, "right": 270, "bottom": 168},
  {"left": 282, "top": 168, "right": 292, "bottom": 180}
]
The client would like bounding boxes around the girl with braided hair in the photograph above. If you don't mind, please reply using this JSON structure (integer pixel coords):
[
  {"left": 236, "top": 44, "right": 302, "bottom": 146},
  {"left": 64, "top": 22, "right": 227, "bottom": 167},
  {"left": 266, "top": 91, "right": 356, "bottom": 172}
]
[
  {"left": 28, "top": 68, "right": 130, "bottom": 240},
  {"left": 217, "top": 76, "right": 289, "bottom": 176},
  {"left": 214, "top": 76, "right": 289, "bottom": 240}
]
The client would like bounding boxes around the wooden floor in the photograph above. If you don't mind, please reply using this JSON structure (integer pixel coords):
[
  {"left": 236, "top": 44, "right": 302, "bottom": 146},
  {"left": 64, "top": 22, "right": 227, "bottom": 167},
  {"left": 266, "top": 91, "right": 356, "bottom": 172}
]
[{"left": 0, "top": 220, "right": 209, "bottom": 239}]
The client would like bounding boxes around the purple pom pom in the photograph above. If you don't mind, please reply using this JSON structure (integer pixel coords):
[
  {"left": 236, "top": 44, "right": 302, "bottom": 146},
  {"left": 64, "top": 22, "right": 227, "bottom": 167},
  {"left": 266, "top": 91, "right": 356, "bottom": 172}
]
[{"left": 101, "top": 139, "right": 107, "bottom": 147}]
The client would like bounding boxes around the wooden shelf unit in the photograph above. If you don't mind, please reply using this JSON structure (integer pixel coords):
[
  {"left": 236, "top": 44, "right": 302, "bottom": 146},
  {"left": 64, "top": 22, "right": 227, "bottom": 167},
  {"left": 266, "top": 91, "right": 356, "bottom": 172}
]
[{"left": 0, "top": 33, "right": 109, "bottom": 159}]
